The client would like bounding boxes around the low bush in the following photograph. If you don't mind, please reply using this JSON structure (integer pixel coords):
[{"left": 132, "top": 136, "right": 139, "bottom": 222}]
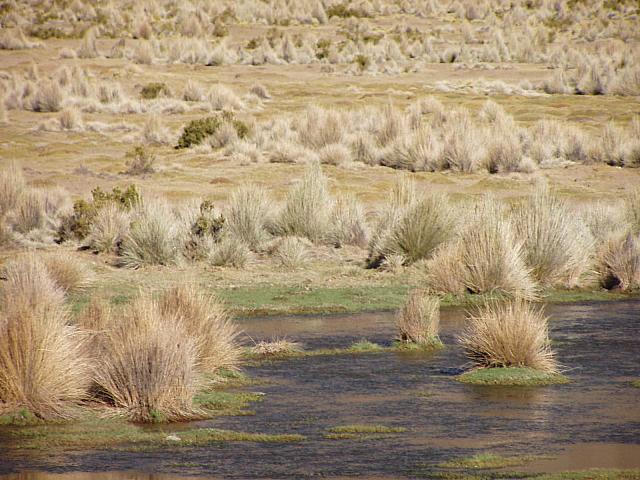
[
  {"left": 176, "top": 114, "right": 248, "bottom": 149},
  {"left": 140, "top": 82, "right": 171, "bottom": 100}
]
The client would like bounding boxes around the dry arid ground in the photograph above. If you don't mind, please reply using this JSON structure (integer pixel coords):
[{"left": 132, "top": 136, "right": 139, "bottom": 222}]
[{"left": 1, "top": 0, "right": 640, "bottom": 315}]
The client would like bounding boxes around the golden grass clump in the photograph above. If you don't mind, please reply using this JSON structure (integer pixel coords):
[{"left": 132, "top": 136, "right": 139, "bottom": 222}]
[
  {"left": 596, "top": 233, "right": 640, "bottom": 291},
  {"left": 396, "top": 289, "right": 441, "bottom": 347},
  {"left": 159, "top": 284, "right": 241, "bottom": 373},
  {"left": 511, "top": 186, "right": 594, "bottom": 287},
  {"left": 426, "top": 199, "right": 537, "bottom": 299},
  {"left": 41, "top": 253, "right": 93, "bottom": 295},
  {"left": 93, "top": 293, "right": 201, "bottom": 423},
  {"left": 458, "top": 300, "right": 558, "bottom": 373},
  {"left": 0, "top": 254, "right": 89, "bottom": 420}
]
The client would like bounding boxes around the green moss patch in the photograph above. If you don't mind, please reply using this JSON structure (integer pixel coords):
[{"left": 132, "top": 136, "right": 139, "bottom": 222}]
[
  {"left": 631, "top": 380, "right": 640, "bottom": 388},
  {"left": 456, "top": 368, "right": 569, "bottom": 386},
  {"left": 193, "top": 391, "right": 264, "bottom": 416},
  {"left": 347, "top": 340, "right": 384, "bottom": 352}
]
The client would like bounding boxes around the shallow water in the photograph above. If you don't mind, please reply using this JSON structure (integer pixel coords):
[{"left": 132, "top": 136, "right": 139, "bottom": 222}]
[{"left": 1, "top": 300, "right": 639, "bottom": 479}]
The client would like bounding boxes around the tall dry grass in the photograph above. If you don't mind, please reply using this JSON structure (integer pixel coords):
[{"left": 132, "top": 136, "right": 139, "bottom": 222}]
[
  {"left": 396, "top": 290, "right": 441, "bottom": 346},
  {"left": 93, "top": 293, "right": 200, "bottom": 422},
  {"left": 159, "top": 285, "right": 241, "bottom": 372},
  {"left": 511, "top": 186, "right": 593, "bottom": 287},
  {"left": 596, "top": 233, "right": 640, "bottom": 291},
  {"left": 273, "top": 161, "right": 332, "bottom": 243},
  {"left": 120, "top": 200, "right": 180, "bottom": 268},
  {"left": 0, "top": 254, "right": 89, "bottom": 420},
  {"left": 226, "top": 185, "right": 272, "bottom": 250},
  {"left": 458, "top": 300, "right": 558, "bottom": 373}
]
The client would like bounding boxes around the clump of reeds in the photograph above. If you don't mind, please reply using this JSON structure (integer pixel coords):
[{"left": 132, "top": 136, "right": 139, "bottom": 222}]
[{"left": 458, "top": 300, "right": 558, "bottom": 373}]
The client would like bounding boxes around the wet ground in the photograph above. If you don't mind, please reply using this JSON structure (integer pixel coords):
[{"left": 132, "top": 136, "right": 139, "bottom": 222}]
[{"left": 0, "top": 300, "right": 639, "bottom": 479}]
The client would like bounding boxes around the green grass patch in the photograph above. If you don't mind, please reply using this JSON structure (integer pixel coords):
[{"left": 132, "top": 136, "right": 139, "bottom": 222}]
[
  {"left": 5, "top": 416, "right": 304, "bottom": 451},
  {"left": 456, "top": 368, "right": 569, "bottom": 386},
  {"left": 219, "top": 284, "right": 409, "bottom": 316},
  {"left": 328, "top": 424, "right": 406, "bottom": 434},
  {"left": 347, "top": 340, "right": 384, "bottom": 352},
  {"left": 631, "top": 380, "right": 640, "bottom": 388},
  {"left": 325, "top": 424, "right": 406, "bottom": 440},
  {"left": 393, "top": 338, "right": 444, "bottom": 351},
  {"left": 438, "top": 453, "right": 543, "bottom": 469},
  {"left": 0, "top": 409, "right": 41, "bottom": 426},
  {"left": 193, "top": 391, "right": 263, "bottom": 416}
]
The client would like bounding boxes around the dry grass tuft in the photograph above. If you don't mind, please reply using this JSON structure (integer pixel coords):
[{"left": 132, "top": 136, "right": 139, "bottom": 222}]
[
  {"left": 596, "top": 233, "right": 640, "bottom": 291},
  {"left": 396, "top": 290, "right": 441, "bottom": 346},
  {"left": 159, "top": 285, "right": 241, "bottom": 372},
  {"left": 328, "top": 194, "right": 369, "bottom": 248},
  {"left": 273, "top": 161, "right": 332, "bottom": 243},
  {"left": 120, "top": 200, "right": 180, "bottom": 268},
  {"left": 511, "top": 186, "right": 593, "bottom": 287},
  {"left": 93, "top": 292, "right": 201, "bottom": 422},
  {"left": 458, "top": 300, "right": 558, "bottom": 373},
  {"left": 272, "top": 236, "right": 310, "bottom": 269},
  {"left": 251, "top": 338, "right": 302, "bottom": 356},
  {"left": 0, "top": 161, "right": 25, "bottom": 218},
  {"left": 226, "top": 185, "right": 272, "bottom": 251},
  {"left": 41, "top": 253, "right": 93, "bottom": 294},
  {"left": 0, "top": 254, "right": 89, "bottom": 420},
  {"left": 210, "top": 237, "right": 250, "bottom": 268},
  {"left": 86, "top": 203, "right": 131, "bottom": 254}
]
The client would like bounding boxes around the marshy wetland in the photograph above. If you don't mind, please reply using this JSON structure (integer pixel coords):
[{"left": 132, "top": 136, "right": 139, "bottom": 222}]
[
  {"left": 1, "top": 300, "right": 639, "bottom": 479},
  {"left": 1, "top": 0, "right": 640, "bottom": 478}
]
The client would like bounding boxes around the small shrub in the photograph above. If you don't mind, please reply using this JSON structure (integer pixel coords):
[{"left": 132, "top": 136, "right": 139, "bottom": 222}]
[
  {"left": 511, "top": 186, "right": 594, "bottom": 287},
  {"left": 124, "top": 146, "right": 156, "bottom": 175},
  {"left": 41, "top": 254, "right": 92, "bottom": 294},
  {"left": 327, "top": 194, "right": 369, "bottom": 248},
  {"left": 176, "top": 115, "right": 248, "bottom": 149},
  {"left": 396, "top": 290, "right": 441, "bottom": 347},
  {"left": 458, "top": 300, "right": 558, "bottom": 373},
  {"left": 58, "top": 185, "right": 140, "bottom": 242},
  {"left": 140, "top": 82, "right": 170, "bottom": 100}
]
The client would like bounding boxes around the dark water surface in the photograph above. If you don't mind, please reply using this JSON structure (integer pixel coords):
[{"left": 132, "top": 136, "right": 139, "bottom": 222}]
[{"left": 1, "top": 300, "right": 639, "bottom": 479}]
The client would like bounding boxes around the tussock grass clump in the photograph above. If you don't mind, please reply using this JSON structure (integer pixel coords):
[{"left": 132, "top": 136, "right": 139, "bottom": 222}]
[
  {"left": 159, "top": 285, "right": 241, "bottom": 372},
  {"left": 41, "top": 253, "right": 92, "bottom": 295},
  {"left": 85, "top": 203, "right": 131, "bottom": 254},
  {"left": 369, "top": 179, "right": 455, "bottom": 267},
  {"left": 120, "top": 200, "right": 181, "bottom": 268},
  {"left": 0, "top": 161, "right": 25, "bottom": 218},
  {"left": 458, "top": 300, "right": 558, "bottom": 373},
  {"left": 511, "top": 186, "right": 593, "bottom": 287},
  {"left": 93, "top": 293, "right": 200, "bottom": 422},
  {"left": 627, "top": 189, "right": 640, "bottom": 234},
  {"left": 273, "top": 162, "right": 332, "bottom": 243},
  {"left": 226, "top": 185, "right": 272, "bottom": 250},
  {"left": 396, "top": 290, "right": 442, "bottom": 347},
  {"left": 426, "top": 199, "right": 537, "bottom": 299},
  {"left": 272, "top": 236, "right": 310, "bottom": 269},
  {"left": 0, "top": 254, "right": 89, "bottom": 420},
  {"left": 596, "top": 234, "right": 640, "bottom": 291},
  {"left": 210, "top": 237, "right": 249, "bottom": 268},
  {"left": 328, "top": 194, "right": 369, "bottom": 248}
]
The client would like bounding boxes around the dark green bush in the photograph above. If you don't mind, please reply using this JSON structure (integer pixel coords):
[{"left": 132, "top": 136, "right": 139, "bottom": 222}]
[
  {"left": 140, "top": 82, "right": 171, "bottom": 100},
  {"left": 176, "top": 115, "right": 248, "bottom": 149},
  {"left": 57, "top": 185, "right": 140, "bottom": 242}
]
